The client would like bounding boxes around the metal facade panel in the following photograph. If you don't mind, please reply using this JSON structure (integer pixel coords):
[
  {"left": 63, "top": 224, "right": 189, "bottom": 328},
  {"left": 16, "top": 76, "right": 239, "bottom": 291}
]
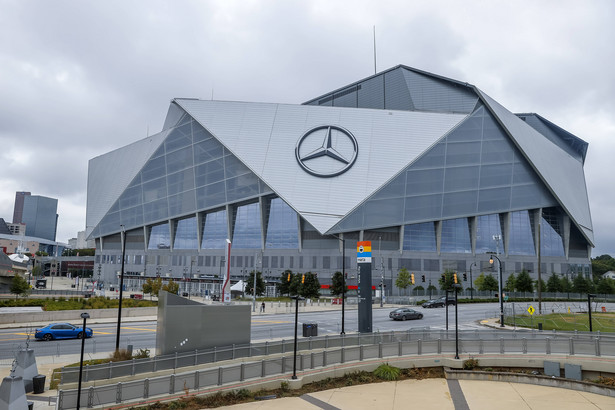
[
  {"left": 86, "top": 130, "right": 168, "bottom": 238},
  {"left": 384, "top": 69, "right": 414, "bottom": 111},
  {"left": 479, "top": 90, "right": 594, "bottom": 244},
  {"left": 402, "top": 69, "right": 478, "bottom": 113},
  {"left": 176, "top": 99, "right": 467, "bottom": 234}
]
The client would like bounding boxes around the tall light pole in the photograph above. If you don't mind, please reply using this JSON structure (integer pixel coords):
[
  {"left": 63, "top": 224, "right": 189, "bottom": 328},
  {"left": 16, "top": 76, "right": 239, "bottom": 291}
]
[
  {"left": 469, "top": 262, "right": 477, "bottom": 300},
  {"left": 252, "top": 252, "right": 261, "bottom": 312},
  {"left": 77, "top": 312, "right": 90, "bottom": 410},
  {"left": 291, "top": 295, "right": 305, "bottom": 379},
  {"left": 379, "top": 236, "right": 384, "bottom": 307},
  {"left": 115, "top": 225, "right": 126, "bottom": 351},
  {"left": 588, "top": 293, "right": 596, "bottom": 332},
  {"left": 453, "top": 283, "right": 461, "bottom": 359},
  {"left": 489, "top": 254, "right": 505, "bottom": 327}
]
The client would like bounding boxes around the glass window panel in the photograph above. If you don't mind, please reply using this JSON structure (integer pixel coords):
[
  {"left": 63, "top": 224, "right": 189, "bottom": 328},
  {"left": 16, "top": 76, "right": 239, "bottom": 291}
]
[
  {"left": 168, "top": 190, "right": 196, "bottom": 216},
  {"left": 151, "top": 142, "right": 165, "bottom": 159},
  {"left": 148, "top": 223, "right": 170, "bottom": 249},
  {"left": 444, "top": 166, "right": 479, "bottom": 191},
  {"left": 195, "top": 159, "right": 225, "bottom": 187},
  {"left": 372, "top": 173, "right": 406, "bottom": 200},
  {"left": 509, "top": 210, "right": 535, "bottom": 256},
  {"left": 541, "top": 209, "right": 565, "bottom": 257},
  {"left": 512, "top": 161, "right": 536, "bottom": 185},
  {"left": 445, "top": 141, "right": 481, "bottom": 166},
  {"left": 201, "top": 209, "right": 228, "bottom": 249},
  {"left": 363, "top": 198, "right": 404, "bottom": 227},
  {"left": 141, "top": 156, "right": 166, "bottom": 183},
  {"left": 193, "top": 124, "right": 213, "bottom": 143},
  {"left": 165, "top": 122, "right": 192, "bottom": 153},
  {"left": 411, "top": 142, "right": 446, "bottom": 169},
  {"left": 407, "top": 168, "right": 444, "bottom": 195},
  {"left": 475, "top": 214, "right": 503, "bottom": 254},
  {"left": 224, "top": 155, "right": 251, "bottom": 177},
  {"left": 265, "top": 198, "right": 299, "bottom": 249},
  {"left": 166, "top": 146, "right": 193, "bottom": 174},
  {"left": 142, "top": 198, "right": 168, "bottom": 224},
  {"left": 142, "top": 177, "right": 167, "bottom": 203},
  {"left": 196, "top": 181, "right": 227, "bottom": 209},
  {"left": 167, "top": 168, "right": 195, "bottom": 196},
  {"left": 119, "top": 185, "right": 142, "bottom": 209},
  {"left": 480, "top": 164, "right": 513, "bottom": 188},
  {"left": 99, "top": 211, "right": 120, "bottom": 236},
  {"left": 174, "top": 217, "right": 198, "bottom": 249},
  {"left": 232, "top": 203, "right": 261, "bottom": 249},
  {"left": 194, "top": 138, "right": 224, "bottom": 165},
  {"left": 446, "top": 113, "right": 483, "bottom": 142},
  {"left": 442, "top": 190, "right": 477, "bottom": 216},
  {"left": 441, "top": 218, "right": 471, "bottom": 253},
  {"left": 481, "top": 139, "right": 515, "bottom": 163},
  {"left": 120, "top": 206, "right": 143, "bottom": 228},
  {"left": 404, "top": 193, "right": 442, "bottom": 222},
  {"left": 226, "top": 174, "right": 260, "bottom": 202},
  {"left": 477, "top": 187, "right": 511, "bottom": 213},
  {"left": 403, "top": 222, "right": 436, "bottom": 251}
]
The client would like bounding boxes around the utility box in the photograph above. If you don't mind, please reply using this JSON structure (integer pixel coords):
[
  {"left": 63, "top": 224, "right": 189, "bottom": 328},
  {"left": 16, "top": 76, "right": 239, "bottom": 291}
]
[{"left": 302, "top": 323, "right": 318, "bottom": 337}]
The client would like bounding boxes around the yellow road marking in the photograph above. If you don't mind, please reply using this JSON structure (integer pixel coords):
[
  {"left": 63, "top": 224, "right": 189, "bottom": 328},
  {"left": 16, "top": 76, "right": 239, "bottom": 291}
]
[
  {"left": 121, "top": 327, "right": 157, "bottom": 332},
  {"left": 252, "top": 320, "right": 291, "bottom": 324}
]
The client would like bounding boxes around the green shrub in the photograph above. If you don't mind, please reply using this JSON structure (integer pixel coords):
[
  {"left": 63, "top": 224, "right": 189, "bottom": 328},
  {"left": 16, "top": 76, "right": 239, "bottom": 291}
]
[
  {"left": 463, "top": 358, "right": 479, "bottom": 370},
  {"left": 374, "top": 363, "right": 401, "bottom": 381}
]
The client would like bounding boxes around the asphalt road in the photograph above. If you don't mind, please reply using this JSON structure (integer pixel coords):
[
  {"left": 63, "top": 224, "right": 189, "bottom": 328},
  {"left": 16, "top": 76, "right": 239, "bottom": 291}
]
[{"left": 0, "top": 303, "right": 502, "bottom": 361}]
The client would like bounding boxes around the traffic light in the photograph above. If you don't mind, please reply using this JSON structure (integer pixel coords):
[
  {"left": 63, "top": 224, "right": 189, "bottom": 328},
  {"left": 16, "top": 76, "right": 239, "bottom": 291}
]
[
  {"left": 463, "top": 273, "right": 467, "bottom": 281},
  {"left": 287, "top": 273, "right": 291, "bottom": 282},
  {"left": 411, "top": 273, "right": 415, "bottom": 285},
  {"left": 421, "top": 275, "right": 425, "bottom": 282},
  {"left": 453, "top": 273, "right": 458, "bottom": 284},
  {"left": 301, "top": 274, "right": 305, "bottom": 284}
]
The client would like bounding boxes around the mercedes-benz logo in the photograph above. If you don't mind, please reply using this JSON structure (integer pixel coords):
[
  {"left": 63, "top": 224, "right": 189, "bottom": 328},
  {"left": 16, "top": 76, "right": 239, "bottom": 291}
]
[{"left": 295, "top": 125, "right": 358, "bottom": 177}]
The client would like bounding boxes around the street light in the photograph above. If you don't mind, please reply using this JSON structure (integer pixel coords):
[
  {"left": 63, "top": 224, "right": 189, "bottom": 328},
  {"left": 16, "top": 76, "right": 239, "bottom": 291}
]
[
  {"left": 445, "top": 288, "right": 450, "bottom": 331},
  {"left": 588, "top": 293, "right": 596, "bottom": 332},
  {"left": 291, "top": 295, "right": 305, "bottom": 379},
  {"left": 489, "top": 254, "right": 505, "bottom": 327},
  {"left": 76, "top": 312, "right": 90, "bottom": 410},
  {"left": 469, "top": 262, "right": 477, "bottom": 300},
  {"left": 116, "top": 225, "right": 126, "bottom": 351}
]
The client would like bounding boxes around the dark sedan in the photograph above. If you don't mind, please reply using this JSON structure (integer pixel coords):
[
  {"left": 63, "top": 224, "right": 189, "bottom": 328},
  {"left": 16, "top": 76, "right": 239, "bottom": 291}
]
[
  {"left": 34, "top": 323, "right": 93, "bottom": 341},
  {"left": 422, "top": 296, "right": 456, "bottom": 308},
  {"left": 389, "top": 308, "right": 423, "bottom": 321}
]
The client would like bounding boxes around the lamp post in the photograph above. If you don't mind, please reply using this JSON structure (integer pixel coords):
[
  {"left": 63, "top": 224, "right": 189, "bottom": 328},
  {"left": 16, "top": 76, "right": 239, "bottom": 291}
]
[
  {"left": 379, "top": 236, "right": 384, "bottom": 308},
  {"left": 445, "top": 288, "right": 450, "bottom": 331},
  {"left": 291, "top": 295, "right": 305, "bottom": 379},
  {"left": 115, "top": 225, "right": 126, "bottom": 352},
  {"left": 97, "top": 264, "right": 101, "bottom": 290},
  {"left": 77, "top": 312, "right": 90, "bottom": 410},
  {"left": 588, "top": 293, "right": 596, "bottom": 332},
  {"left": 489, "top": 254, "right": 505, "bottom": 327},
  {"left": 469, "top": 262, "right": 477, "bottom": 300},
  {"left": 253, "top": 252, "right": 261, "bottom": 312},
  {"left": 429, "top": 279, "right": 432, "bottom": 299}
]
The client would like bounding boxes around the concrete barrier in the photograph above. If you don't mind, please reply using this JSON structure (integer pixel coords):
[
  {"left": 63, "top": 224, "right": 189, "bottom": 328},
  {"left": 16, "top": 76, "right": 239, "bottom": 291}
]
[{"left": 0, "top": 307, "right": 157, "bottom": 325}]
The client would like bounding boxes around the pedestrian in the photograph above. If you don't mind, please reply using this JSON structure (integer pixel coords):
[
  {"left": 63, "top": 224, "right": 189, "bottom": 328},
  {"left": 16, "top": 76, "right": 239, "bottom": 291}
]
[{"left": 261, "top": 302, "right": 266, "bottom": 313}]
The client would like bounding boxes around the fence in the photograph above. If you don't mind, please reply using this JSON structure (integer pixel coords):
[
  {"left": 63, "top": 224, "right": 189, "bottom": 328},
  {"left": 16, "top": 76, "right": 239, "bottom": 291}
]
[{"left": 56, "top": 329, "right": 615, "bottom": 409}]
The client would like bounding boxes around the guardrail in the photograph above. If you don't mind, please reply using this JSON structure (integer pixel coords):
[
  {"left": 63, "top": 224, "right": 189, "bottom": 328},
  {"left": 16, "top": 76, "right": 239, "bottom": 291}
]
[{"left": 56, "top": 329, "right": 615, "bottom": 409}]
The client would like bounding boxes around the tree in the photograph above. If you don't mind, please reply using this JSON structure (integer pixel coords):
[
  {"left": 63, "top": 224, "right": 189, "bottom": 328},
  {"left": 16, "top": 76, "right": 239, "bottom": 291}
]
[
  {"left": 330, "top": 271, "right": 345, "bottom": 297},
  {"left": 277, "top": 270, "right": 293, "bottom": 296},
  {"left": 572, "top": 274, "right": 593, "bottom": 294},
  {"left": 395, "top": 268, "right": 411, "bottom": 295},
  {"left": 300, "top": 272, "right": 320, "bottom": 299},
  {"left": 438, "top": 269, "right": 458, "bottom": 291},
  {"left": 479, "top": 274, "right": 498, "bottom": 291},
  {"left": 10, "top": 275, "right": 30, "bottom": 298},
  {"left": 561, "top": 275, "right": 573, "bottom": 294},
  {"left": 162, "top": 279, "right": 180, "bottom": 295},
  {"left": 31, "top": 265, "right": 41, "bottom": 278},
  {"left": 474, "top": 273, "right": 485, "bottom": 291},
  {"left": 591, "top": 254, "right": 615, "bottom": 276},
  {"left": 515, "top": 269, "right": 534, "bottom": 292},
  {"left": 596, "top": 277, "right": 615, "bottom": 294},
  {"left": 534, "top": 278, "right": 547, "bottom": 293},
  {"left": 142, "top": 277, "right": 163, "bottom": 299},
  {"left": 504, "top": 273, "right": 516, "bottom": 292},
  {"left": 245, "top": 270, "right": 265, "bottom": 297},
  {"left": 546, "top": 273, "right": 563, "bottom": 293}
]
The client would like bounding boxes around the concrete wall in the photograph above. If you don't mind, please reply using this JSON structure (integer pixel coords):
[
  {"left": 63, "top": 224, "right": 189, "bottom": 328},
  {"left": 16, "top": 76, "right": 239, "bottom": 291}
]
[{"left": 0, "top": 307, "right": 157, "bottom": 325}]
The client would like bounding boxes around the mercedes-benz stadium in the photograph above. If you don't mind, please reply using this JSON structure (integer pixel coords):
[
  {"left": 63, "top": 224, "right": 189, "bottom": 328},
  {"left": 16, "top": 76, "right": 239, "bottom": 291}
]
[{"left": 86, "top": 65, "right": 593, "bottom": 296}]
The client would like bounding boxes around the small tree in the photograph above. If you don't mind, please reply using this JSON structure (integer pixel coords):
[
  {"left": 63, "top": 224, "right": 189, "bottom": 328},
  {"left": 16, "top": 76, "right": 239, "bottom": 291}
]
[
  {"left": 142, "top": 277, "right": 163, "bottom": 299},
  {"left": 395, "top": 268, "right": 411, "bottom": 296},
  {"left": 245, "top": 271, "right": 265, "bottom": 297},
  {"left": 438, "top": 269, "right": 458, "bottom": 290},
  {"left": 300, "top": 272, "right": 321, "bottom": 299},
  {"left": 277, "top": 270, "right": 293, "bottom": 296},
  {"left": 330, "top": 271, "right": 345, "bottom": 297},
  {"left": 515, "top": 269, "right": 534, "bottom": 292},
  {"left": 596, "top": 277, "right": 615, "bottom": 294},
  {"left": 561, "top": 275, "right": 573, "bottom": 294},
  {"left": 572, "top": 274, "right": 593, "bottom": 294},
  {"left": 474, "top": 273, "right": 485, "bottom": 291},
  {"left": 534, "top": 278, "right": 547, "bottom": 293},
  {"left": 546, "top": 273, "right": 563, "bottom": 293},
  {"left": 479, "top": 274, "right": 499, "bottom": 291},
  {"left": 10, "top": 275, "right": 30, "bottom": 298},
  {"left": 162, "top": 279, "right": 180, "bottom": 295},
  {"left": 504, "top": 273, "right": 516, "bottom": 292}
]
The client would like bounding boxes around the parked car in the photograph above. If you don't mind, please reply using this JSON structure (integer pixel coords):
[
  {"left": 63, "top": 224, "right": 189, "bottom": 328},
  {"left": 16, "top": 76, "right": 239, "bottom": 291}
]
[
  {"left": 34, "top": 323, "right": 93, "bottom": 341},
  {"left": 389, "top": 307, "right": 423, "bottom": 321},
  {"left": 422, "top": 296, "right": 456, "bottom": 308}
]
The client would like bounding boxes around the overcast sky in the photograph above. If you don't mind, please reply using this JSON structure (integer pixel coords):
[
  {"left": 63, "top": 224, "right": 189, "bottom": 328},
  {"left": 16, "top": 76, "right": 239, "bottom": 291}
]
[{"left": 1, "top": 0, "right": 613, "bottom": 257}]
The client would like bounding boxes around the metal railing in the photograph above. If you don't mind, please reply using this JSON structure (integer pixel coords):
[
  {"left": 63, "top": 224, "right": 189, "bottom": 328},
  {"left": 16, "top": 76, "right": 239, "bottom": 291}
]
[{"left": 56, "top": 329, "right": 615, "bottom": 409}]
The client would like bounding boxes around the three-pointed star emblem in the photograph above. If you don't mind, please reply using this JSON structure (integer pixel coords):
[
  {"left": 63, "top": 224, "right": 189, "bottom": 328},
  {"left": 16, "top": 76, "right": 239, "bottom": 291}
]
[{"left": 295, "top": 125, "right": 358, "bottom": 177}]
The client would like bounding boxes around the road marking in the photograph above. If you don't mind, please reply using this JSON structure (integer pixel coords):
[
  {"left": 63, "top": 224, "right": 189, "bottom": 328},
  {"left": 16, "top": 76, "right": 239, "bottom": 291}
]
[
  {"left": 121, "top": 327, "right": 157, "bottom": 332},
  {"left": 252, "top": 320, "right": 292, "bottom": 324}
]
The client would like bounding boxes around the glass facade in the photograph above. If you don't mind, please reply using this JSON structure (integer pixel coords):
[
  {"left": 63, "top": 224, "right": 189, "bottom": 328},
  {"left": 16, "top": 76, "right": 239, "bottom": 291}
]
[
  {"left": 541, "top": 209, "right": 565, "bottom": 257},
  {"left": 265, "top": 198, "right": 299, "bottom": 249},
  {"left": 441, "top": 218, "right": 471, "bottom": 253},
  {"left": 509, "top": 210, "right": 535, "bottom": 256},
  {"left": 403, "top": 222, "right": 436, "bottom": 251},
  {"left": 232, "top": 203, "right": 262, "bottom": 248},
  {"left": 475, "top": 214, "right": 503, "bottom": 254},
  {"left": 174, "top": 217, "right": 198, "bottom": 249},
  {"left": 201, "top": 209, "right": 228, "bottom": 249},
  {"left": 148, "top": 223, "right": 170, "bottom": 249}
]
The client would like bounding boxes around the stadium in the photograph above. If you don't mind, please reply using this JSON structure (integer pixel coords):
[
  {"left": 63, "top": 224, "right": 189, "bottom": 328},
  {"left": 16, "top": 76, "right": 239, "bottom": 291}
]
[{"left": 86, "top": 65, "right": 593, "bottom": 297}]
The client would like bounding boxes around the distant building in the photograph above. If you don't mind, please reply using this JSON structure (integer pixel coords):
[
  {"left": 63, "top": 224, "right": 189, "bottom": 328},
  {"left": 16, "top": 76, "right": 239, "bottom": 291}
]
[
  {"left": 7, "top": 223, "right": 26, "bottom": 236},
  {"left": 22, "top": 195, "right": 58, "bottom": 241},
  {"left": 604, "top": 271, "right": 615, "bottom": 280},
  {"left": 12, "top": 191, "right": 30, "bottom": 224},
  {"left": 0, "top": 219, "right": 10, "bottom": 235}
]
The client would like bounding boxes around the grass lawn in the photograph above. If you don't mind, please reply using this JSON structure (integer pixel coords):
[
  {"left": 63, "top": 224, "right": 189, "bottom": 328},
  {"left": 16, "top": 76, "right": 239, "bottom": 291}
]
[{"left": 505, "top": 312, "right": 615, "bottom": 332}]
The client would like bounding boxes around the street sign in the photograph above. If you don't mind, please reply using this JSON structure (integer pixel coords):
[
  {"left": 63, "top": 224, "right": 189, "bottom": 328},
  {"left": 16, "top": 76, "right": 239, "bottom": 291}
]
[
  {"left": 527, "top": 305, "right": 535, "bottom": 315},
  {"left": 356, "top": 241, "right": 372, "bottom": 263}
]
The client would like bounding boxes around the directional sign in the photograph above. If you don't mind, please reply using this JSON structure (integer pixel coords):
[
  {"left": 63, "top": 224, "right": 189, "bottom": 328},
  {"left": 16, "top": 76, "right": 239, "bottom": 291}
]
[
  {"left": 527, "top": 305, "right": 535, "bottom": 315},
  {"left": 357, "top": 241, "right": 372, "bottom": 263}
]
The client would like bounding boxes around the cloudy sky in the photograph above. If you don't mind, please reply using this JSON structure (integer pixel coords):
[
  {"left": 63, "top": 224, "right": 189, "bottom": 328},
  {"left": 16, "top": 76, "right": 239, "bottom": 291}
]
[{"left": 1, "top": 0, "right": 613, "bottom": 256}]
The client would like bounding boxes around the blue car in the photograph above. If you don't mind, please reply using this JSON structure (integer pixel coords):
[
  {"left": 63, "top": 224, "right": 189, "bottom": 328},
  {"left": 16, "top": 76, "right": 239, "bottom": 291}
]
[{"left": 34, "top": 323, "right": 93, "bottom": 341}]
